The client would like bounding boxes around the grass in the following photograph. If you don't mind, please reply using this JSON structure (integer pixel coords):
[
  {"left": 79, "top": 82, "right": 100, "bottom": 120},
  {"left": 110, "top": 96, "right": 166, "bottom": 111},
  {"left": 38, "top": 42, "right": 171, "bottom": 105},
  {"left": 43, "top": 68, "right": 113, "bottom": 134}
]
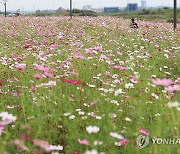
[{"left": 0, "top": 16, "right": 179, "bottom": 154}]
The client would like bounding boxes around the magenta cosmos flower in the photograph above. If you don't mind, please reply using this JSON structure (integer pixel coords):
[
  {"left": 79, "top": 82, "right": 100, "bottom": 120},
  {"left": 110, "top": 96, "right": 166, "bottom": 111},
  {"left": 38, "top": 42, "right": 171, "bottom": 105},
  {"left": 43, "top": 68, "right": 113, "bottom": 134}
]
[
  {"left": 61, "top": 77, "right": 87, "bottom": 86},
  {"left": 139, "top": 128, "right": 150, "bottom": 135},
  {"left": 77, "top": 138, "right": 89, "bottom": 145},
  {"left": 115, "top": 138, "right": 130, "bottom": 146}
]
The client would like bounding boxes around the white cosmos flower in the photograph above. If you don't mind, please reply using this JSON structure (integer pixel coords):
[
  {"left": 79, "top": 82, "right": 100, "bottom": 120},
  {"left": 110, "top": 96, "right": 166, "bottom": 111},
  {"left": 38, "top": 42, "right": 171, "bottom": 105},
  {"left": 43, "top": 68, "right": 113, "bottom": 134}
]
[
  {"left": 109, "top": 132, "right": 124, "bottom": 140},
  {"left": 114, "top": 88, "right": 124, "bottom": 96},
  {"left": 86, "top": 126, "right": 100, "bottom": 134},
  {"left": 125, "top": 117, "right": 132, "bottom": 122},
  {"left": 69, "top": 115, "right": 75, "bottom": 119},
  {"left": 96, "top": 116, "right": 102, "bottom": 120},
  {"left": 84, "top": 149, "right": 105, "bottom": 154},
  {"left": 125, "top": 83, "right": 134, "bottom": 89},
  {"left": 151, "top": 93, "right": 159, "bottom": 99},
  {"left": 167, "top": 102, "right": 179, "bottom": 108},
  {"left": 94, "top": 140, "right": 103, "bottom": 146},
  {"left": 64, "top": 113, "right": 71, "bottom": 117},
  {"left": 84, "top": 149, "right": 98, "bottom": 154},
  {"left": 50, "top": 145, "right": 63, "bottom": 151},
  {"left": 78, "top": 111, "right": 85, "bottom": 115}
]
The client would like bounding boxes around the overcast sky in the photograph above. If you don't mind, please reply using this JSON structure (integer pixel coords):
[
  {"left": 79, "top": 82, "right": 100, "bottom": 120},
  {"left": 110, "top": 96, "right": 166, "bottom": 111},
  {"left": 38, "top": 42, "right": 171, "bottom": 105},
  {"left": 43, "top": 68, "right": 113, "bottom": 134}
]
[{"left": 0, "top": 0, "right": 178, "bottom": 11}]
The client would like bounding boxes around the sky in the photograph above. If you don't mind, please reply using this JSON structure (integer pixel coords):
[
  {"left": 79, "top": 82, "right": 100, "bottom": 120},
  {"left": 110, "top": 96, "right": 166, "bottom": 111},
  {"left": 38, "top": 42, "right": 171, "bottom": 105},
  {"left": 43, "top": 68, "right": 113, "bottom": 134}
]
[{"left": 0, "top": 0, "right": 178, "bottom": 12}]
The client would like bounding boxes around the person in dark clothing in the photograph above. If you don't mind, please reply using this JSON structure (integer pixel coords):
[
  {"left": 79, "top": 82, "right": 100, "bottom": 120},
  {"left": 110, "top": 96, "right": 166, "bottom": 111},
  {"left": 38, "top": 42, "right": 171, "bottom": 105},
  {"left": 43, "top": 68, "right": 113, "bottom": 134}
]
[{"left": 130, "top": 18, "right": 138, "bottom": 29}]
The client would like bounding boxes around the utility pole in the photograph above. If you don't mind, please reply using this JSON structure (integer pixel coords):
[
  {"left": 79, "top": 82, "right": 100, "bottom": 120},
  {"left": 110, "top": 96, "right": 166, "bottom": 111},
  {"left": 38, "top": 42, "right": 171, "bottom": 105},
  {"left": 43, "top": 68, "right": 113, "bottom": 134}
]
[
  {"left": 0, "top": 0, "right": 7, "bottom": 17},
  {"left": 174, "top": 0, "right": 177, "bottom": 31},
  {"left": 4, "top": 1, "right": 6, "bottom": 17},
  {"left": 70, "top": 0, "right": 72, "bottom": 19}
]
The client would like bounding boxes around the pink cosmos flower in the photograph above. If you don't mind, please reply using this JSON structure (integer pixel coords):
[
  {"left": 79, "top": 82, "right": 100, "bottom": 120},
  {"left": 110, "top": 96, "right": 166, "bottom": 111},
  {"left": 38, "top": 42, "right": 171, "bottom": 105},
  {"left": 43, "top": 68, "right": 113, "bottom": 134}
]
[
  {"left": 113, "top": 65, "right": 128, "bottom": 70},
  {"left": 38, "top": 51, "right": 44, "bottom": 56},
  {"left": 15, "top": 64, "right": 26, "bottom": 70},
  {"left": 11, "top": 53, "right": 17, "bottom": 58},
  {"left": 114, "top": 79, "right": 121, "bottom": 83},
  {"left": 106, "top": 73, "right": 112, "bottom": 77},
  {"left": 117, "top": 51, "right": 123, "bottom": 55},
  {"left": 100, "top": 55, "right": 109, "bottom": 60},
  {"left": 139, "top": 128, "right": 150, "bottom": 135},
  {"left": 89, "top": 112, "right": 96, "bottom": 117},
  {"left": 31, "top": 86, "right": 37, "bottom": 92},
  {"left": 129, "top": 75, "right": 138, "bottom": 83},
  {"left": 151, "top": 78, "right": 174, "bottom": 87},
  {"left": 0, "top": 112, "right": 17, "bottom": 126},
  {"left": 85, "top": 49, "right": 93, "bottom": 54},
  {"left": 33, "top": 74, "right": 43, "bottom": 79},
  {"left": 42, "top": 40, "right": 48, "bottom": 46},
  {"left": 165, "top": 85, "right": 180, "bottom": 92},
  {"left": 73, "top": 52, "right": 84, "bottom": 59},
  {"left": 110, "top": 113, "right": 117, "bottom": 118},
  {"left": 12, "top": 139, "right": 29, "bottom": 151},
  {"left": 13, "top": 91, "right": 21, "bottom": 97},
  {"left": 115, "top": 138, "right": 130, "bottom": 146},
  {"left": 93, "top": 46, "right": 103, "bottom": 51},
  {"left": 50, "top": 42, "right": 58, "bottom": 49},
  {"left": 44, "top": 71, "right": 54, "bottom": 78},
  {"left": 35, "top": 65, "right": 50, "bottom": 72},
  {"left": 77, "top": 138, "right": 89, "bottom": 145},
  {"left": 33, "top": 139, "right": 63, "bottom": 152},
  {"left": 90, "top": 100, "right": 98, "bottom": 106},
  {"left": 33, "top": 139, "right": 51, "bottom": 152}
]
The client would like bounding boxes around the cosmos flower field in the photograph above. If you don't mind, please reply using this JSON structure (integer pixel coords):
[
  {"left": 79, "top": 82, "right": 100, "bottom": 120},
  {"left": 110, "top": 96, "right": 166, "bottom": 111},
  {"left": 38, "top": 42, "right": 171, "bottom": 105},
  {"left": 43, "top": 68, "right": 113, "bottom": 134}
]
[{"left": 0, "top": 16, "right": 179, "bottom": 154}]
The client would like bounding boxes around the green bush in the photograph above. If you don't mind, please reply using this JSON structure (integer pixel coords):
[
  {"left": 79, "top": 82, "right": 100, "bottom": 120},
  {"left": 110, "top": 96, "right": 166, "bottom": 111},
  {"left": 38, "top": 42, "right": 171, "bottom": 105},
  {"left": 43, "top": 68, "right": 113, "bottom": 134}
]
[
  {"left": 73, "top": 9, "right": 95, "bottom": 14},
  {"left": 163, "top": 7, "right": 170, "bottom": 9},
  {"left": 79, "top": 12, "right": 97, "bottom": 16},
  {"left": 139, "top": 9, "right": 151, "bottom": 15}
]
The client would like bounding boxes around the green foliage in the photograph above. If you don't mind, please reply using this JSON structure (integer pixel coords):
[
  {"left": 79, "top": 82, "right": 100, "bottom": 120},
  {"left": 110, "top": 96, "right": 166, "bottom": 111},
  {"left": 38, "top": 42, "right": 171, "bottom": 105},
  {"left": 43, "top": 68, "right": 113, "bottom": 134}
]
[
  {"left": 72, "top": 9, "right": 95, "bottom": 14},
  {"left": 73, "top": 9, "right": 97, "bottom": 16},
  {"left": 79, "top": 12, "right": 97, "bottom": 17},
  {"left": 139, "top": 9, "right": 151, "bottom": 15},
  {"left": 163, "top": 7, "right": 170, "bottom": 9}
]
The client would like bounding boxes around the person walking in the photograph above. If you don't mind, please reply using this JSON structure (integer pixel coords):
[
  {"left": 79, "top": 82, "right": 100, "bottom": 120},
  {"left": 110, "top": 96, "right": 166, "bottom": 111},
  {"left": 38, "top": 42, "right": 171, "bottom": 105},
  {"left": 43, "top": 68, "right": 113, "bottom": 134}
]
[{"left": 130, "top": 18, "right": 138, "bottom": 29}]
